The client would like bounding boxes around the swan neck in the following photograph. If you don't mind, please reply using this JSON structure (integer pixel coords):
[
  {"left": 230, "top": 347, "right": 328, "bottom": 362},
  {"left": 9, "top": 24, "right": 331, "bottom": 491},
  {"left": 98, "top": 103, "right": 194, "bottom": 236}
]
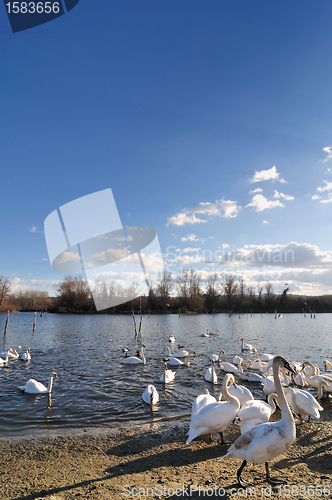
[
  {"left": 48, "top": 374, "right": 54, "bottom": 393},
  {"left": 273, "top": 361, "right": 292, "bottom": 420},
  {"left": 267, "top": 392, "right": 278, "bottom": 413},
  {"left": 222, "top": 375, "right": 240, "bottom": 409}
]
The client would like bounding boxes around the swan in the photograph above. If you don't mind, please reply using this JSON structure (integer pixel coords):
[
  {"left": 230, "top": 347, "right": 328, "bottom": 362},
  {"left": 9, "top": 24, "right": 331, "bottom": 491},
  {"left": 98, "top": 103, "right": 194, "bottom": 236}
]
[
  {"left": 232, "top": 355, "right": 243, "bottom": 365},
  {"left": 323, "top": 359, "right": 332, "bottom": 371},
  {"left": 142, "top": 385, "right": 159, "bottom": 407},
  {"left": 293, "top": 371, "right": 307, "bottom": 387},
  {"left": 244, "top": 358, "right": 268, "bottom": 372},
  {"left": 19, "top": 372, "right": 58, "bottom": 394},
  {"left": 209, "top": 329, "right": 219, "bottom": 336},
  {"left": 160, "top": 362, "right": 175, "bottom": 384},
  {"left": 238, "top": 393, "right": 278, "bottom": 434},
  {"left": 238, "top": 371, "right": 266, "bottom": 383},
  {"left": 189, "top": 388, "right": 217, "bottom": 422},
  {"left": 210, "top": 350, "right": 225, "bottom": 362},
  {"left": 164, "top": 348, "right": 196, "bottom": 366},
  {"left": 7, "top": 346, "right": 22, "bottom": 359},
  {"left": 0, "top": 349, "right": 13, "bottom": 366},
  {"left": 316, "top": 378, "right": 332, "bottom": 400},
  {"left": 122, "top": 344, "right": 146, "bottom": 364},
  {"left": 302, "top": 361, "right": 332, "bottom": 389},
  {"left": 20, "top": 348, "right": 31, "bottom": 361},
  {"left": 168, "top": 345, "right": 189, "bottom": 358},
  {"left": 186, "top": 373, "right": 240, "bottom": 445},
  {"left": 219, "top": 359, "right": 243, "bottom": 374},
  {"left": 261, "top": 365, "right": 291, "bottom": 395},
  {"left": 220, "top": 356, "right": 296, "bottom": 487},
  {"left": 227, "top": 383, "right": 254, "bottom": 408},
  {"left": 241, "top": 338, "right": 255, "bottom": 351},
  {"left": 204, "top": 360, "right": 218, "bottom": 384},
  {"left": 169, "top": 331, "right": 175, "bottom": 343},
  {"left": 255, "top": 349, "right": 274, "bottom": 362},
  {"left": 284, "top": 387, "right": 323, "bottom": 422},
  {"left": 202, "top": 329, "right": 210, "bottom": 337}
]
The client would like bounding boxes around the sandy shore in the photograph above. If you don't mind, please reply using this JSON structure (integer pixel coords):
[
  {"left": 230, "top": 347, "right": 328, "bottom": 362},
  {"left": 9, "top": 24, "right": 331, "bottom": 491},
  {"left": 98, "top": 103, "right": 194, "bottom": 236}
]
[{"left": 1, "top": 411, "right": 332, "bottom": 500}]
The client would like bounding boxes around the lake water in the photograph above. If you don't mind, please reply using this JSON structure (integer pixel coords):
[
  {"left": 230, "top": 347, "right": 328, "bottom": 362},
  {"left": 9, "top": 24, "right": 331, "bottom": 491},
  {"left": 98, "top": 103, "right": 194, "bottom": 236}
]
[{"left": 1, "top": 311, "right": 331, "bottom": 438}]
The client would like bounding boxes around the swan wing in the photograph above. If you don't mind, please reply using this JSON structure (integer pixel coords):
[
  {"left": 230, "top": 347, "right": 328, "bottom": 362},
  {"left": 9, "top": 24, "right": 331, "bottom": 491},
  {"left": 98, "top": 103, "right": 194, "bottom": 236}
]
[{"left": 19, "top": 378, "right": 48, "bottom": 393}]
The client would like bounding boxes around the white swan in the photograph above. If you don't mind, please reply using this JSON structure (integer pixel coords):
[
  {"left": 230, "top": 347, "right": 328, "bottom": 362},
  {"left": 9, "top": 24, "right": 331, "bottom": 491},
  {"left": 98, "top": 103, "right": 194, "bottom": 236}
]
[
  {"left": 238, "top": 393, "right": 278, "bottom": 434},
  {"left": 169, "top": 331, "right": 175, "bottom": 343},
  {"left": 164, "top": 348, "right": 196, "bottom": 366},
  {"left": 232, "top": 355, "right": 243, "bottom": 365},
  {"left": 160, "top": 362, "right": 175, "bottom": 384},
  {"left": 238, "top": 371, "right": 266, "bottom": 383},
  {"left": 189, "top": 389, "right": 218, "bottom": 422},
  {"left": 142, "top": 385, "right": 159, "bottom": 407},
  {"left": 168, "top": 345, "right": 189, "bottom": 358},
  {"left": 227, "top": 383, "right": 254, "bottom": 408},
  {"left": 122, "top": 344, "right": 146, "bottom": 364},
  {"left": 19, "top": 372, "right": 58, "bottom": 394},
  {"left": 20, "top": 348, "right": 31, "bottom": 361},
  {"left": 261, "top": 365, "right": 291, "bottom": 395},
  {"left": 241, "top": 338, "right": 255, "bottom": 351},
  {"left": 220, "top": 356, "right": 296, "bottom": 487},
  {"left": 210, "top": 350, "right": 225, "bottom": 362},
  {"left": 204, "top": 360, "right": 218, "bottom": 384},
  {"left": 316, "top": 378, "right": 332, "bottom": 399},
  {"left": 219, "top": 359, "right": 243, "bottom": 374},
  {"left": 255, "top": 349, "right": 274, "bottom": 362},
  {"left": 7, "top": 346, "right": 22, "bottom": 359},
  {"left": 323, "top": 359, "right": 332, "bottom": 371},
  {"left": 302, "top": 361, "right": 332, "bottom": 388},
  {"left": 244, "top": 358, "right": 268, "bottom": 372},
  {"left": 284, "top": 387, "right": 323, "bottom": 422},
  {"left": 186, "top": 373, "right": 240, "bottom": 445},
  {"left": 0, "top": 349, "right": 13, "bottom": 366}
]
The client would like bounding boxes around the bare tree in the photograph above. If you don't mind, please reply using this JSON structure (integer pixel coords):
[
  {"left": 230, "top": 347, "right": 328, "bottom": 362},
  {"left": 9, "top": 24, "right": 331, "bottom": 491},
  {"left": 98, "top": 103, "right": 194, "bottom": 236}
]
[
  {"left": 0, "top": 276, "right": 11, "bottom": 309},
  {"left": 223, "top": 274, "right": 239, "bottom": 315}
]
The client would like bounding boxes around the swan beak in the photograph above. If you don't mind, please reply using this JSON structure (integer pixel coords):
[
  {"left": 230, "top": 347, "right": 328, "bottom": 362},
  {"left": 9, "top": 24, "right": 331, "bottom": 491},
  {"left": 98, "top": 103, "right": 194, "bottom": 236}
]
[
  {"left": 324, "top": 365, "right": 327, "bottom": 371},
  {"left": 232, "top": 382, "right": 237, "bottom": 388}
]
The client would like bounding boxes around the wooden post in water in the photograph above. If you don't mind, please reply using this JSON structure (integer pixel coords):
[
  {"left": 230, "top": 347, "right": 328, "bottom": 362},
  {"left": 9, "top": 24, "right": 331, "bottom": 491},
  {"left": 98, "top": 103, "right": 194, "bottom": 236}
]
[
  {"left": 33, "top": 311, "right": 37, "bottom": 332},
  {"left": 132, "top": 309, "right": 138, "bottom": 338},
  {"left": 137, "top": 297, "right": 143, "bottom": 341},
  {"left": 4, "top": 311, "right": 9, "bottom": 335}
]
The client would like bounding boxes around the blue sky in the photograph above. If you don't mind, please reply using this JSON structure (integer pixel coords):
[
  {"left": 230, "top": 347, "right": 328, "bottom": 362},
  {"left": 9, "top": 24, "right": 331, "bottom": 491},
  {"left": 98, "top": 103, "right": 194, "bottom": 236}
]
[{"left": 1, "top": 1, "right": 332, "bottom": 298}]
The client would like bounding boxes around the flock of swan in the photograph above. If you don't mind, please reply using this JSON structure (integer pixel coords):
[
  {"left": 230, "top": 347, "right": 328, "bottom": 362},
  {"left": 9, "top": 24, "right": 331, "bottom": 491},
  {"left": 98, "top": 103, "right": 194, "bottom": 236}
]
[
  {"left": 0, "top": 345, "right": 58, "bottom": 394},
  {"left": 122, "top": 333, "right": 332, "bottom": 487}
]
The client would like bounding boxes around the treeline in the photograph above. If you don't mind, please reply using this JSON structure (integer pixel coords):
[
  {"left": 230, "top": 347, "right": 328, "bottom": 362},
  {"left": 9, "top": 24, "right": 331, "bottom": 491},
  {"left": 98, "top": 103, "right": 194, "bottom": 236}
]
[{"left": 2, "top": 271, "right": 332, "bottom": 314}]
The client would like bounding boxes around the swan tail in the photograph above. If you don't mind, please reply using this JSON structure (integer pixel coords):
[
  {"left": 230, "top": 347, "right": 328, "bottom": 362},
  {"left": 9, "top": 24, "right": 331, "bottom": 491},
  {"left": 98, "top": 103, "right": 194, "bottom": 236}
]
[{"left": 186, "top": 427, "right": 207, "bottom": 444}]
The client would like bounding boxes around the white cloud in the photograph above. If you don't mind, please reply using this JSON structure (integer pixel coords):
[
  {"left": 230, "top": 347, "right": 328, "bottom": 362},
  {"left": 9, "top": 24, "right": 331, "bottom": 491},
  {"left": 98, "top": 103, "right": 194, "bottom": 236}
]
[
  {"left": 181, "top": 233, "right": 198, "bottom": 242},
  {"left": 29, "top": 226, "right": 44, "bottom": 233},
  {"left": 317, "top": 180, "right": 332, "bottom": 192},
  {"left": 322, "top": 146, "right": 332, "bottom": 163},
  {"left": 249, "top": 166, "right": 286, "bottom": 184},
  {"left": 249, "top": 188, "right": 263, "bottom": 194},
  {"left": 273, "top": 190, "right": 294, "bottom": 201},
  {"left": 246, "top": 194, "right": 285, "bottom": 212},
  {"left": 182, "top": 247, "right": 201, "bottom": 253},
  {"left": 167, "top": 213, "right": 207, "bottom": 226},
  {"left": 167, "top": 198, "right": 241, "bottom": 226},
  {"left": 263, "top": 220, "right": 268, "bottom": 224},
  {"left": 313, "top": 180, "right": 332, "bottom": 204}
]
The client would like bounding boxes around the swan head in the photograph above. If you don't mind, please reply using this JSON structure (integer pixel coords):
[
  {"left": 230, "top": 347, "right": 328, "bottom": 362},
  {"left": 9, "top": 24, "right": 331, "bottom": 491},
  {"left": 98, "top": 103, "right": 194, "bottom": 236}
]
[
  {"left": 178, "top": 344, "right": 186, "bottom": 349},
  {"left": 17, "top": 346, "right": 22, "bottom": 350},
  {"left": 273, "top": 356, "right": 296, "bottom": 375}
]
